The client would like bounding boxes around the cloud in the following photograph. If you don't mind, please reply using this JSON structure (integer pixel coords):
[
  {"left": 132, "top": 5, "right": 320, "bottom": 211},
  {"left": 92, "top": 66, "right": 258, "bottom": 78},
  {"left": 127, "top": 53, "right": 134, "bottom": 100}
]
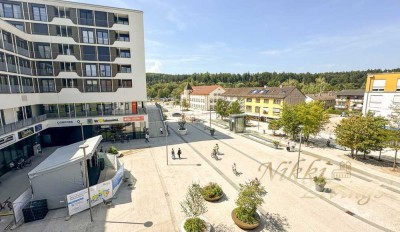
[
  {"left": 147, "top": 59, "right": 162, "bottom": 73},
  {"left": 145, "top": 39, "right": 166, "bottom": 48},
  {"left": 198, "top": 41, "right": 227, "bottom": 51},
  {"left": 259, "top": 49, "right": 292, "bottom": 56}
]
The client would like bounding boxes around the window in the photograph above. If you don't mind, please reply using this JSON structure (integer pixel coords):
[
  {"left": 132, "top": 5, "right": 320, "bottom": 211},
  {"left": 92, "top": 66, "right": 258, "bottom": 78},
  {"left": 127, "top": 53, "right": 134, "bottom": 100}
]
[
  {"left": 58, "top": 7, "right": 70, "bottom": 18},
  {"left": 97, "top": 30, "right": 109, "bottom": 44},
  {"left": 8, "top": 21, "right": 24, "bottom": 31},
  {"left": 9, "top": 76, "right": 19, "bottom": 93},
  {"left": 97, "top": 47, "right": 110, "bottom": 61},
  {"left": 100, "top": 79, "right": 112, "bottom": 92},
  {"left": 32, "top": 4, "right": 47, "bottom": 21},
  {"left": 95, "top": 11, "right": 108, "bottom": 27},
  {"left": 263, "top": 107, "right": 269, "bottom": 114},
  {"left": 117, "top": 33, "right": 129, "bottom": 41},
  {"left": 35, "top": 43, "right": 51, "bottom": 58},
  {"left": 393, "top": 95, "right": 400, "bottom": 105},
  {"left": 36, "top": 62, "right": 53, "bottom": 76},
  {"left": 246, "top": 98, "right": 252, "bottom": 102},
  {"left": 85, "top": 79, "right": 99, "bottom": 92},
  {"left": 119, "top": 50, "right": 131, "bottom": 58},
  {"left": 273, "top": 108, "right": 281, "bottom": 114},
  {"left": 62, "top": 79, "right": 77, "bottom": 88},
  {"left": 396, "top": 79, "right": 400, "bottom": 92},
  {"left": 21, "top": 77, "right": 33, "bottom": 93},
  {"left": 372, "top": 80, "right": 385, "bottom": 92},
  {"left": 79, "top": 9, "right": 93, "bottom": 25},
  {"left": 273, "top": 99, "right": 282, "bottom": 104},
  {"left": 119, "top": 65, "right": 131, "bottom": 73},
  {"left": 41, "top": 79, "right": 55, "bottom": 92},
  {"left": 245, "top": 106, "right": 252, "bottom": 112},
  {"left": 56, "top": 25, "right": 72, "bottom": 37},
  {"left": 99, "top": 64, "right": 111, "bottom": 77},
  {"left": 256, "top": 98, "right": 260, "bottom": 103},
  {"left": 81, "top": 29, "right": 94, "bottom": 43},
  {"left": 119, "top": 80, "right": 132, "bottom": 88},
  {"left": 115, "top": 16, "right": 129, "bottom": 25},
  {"left": 255, "top": 106, "right": 260, "bottom": 113},
  {"left": 0, "top": 3, "right": 21, "bottom": 18},
  {"left": 85, "top": 64, "right": 97, "bottom": 76},
  {"left": 263, "top": 99, "right": 268, "bottom": 103},
  {"left": 32, "top": 23, "right": 48, "bottom": 35},
  {"left": 58, "top": 44, "right": 73, "bottom": 55},
  {"left": 0, "top": 75, "right": 9, "bottom": 93},
  {"left": 60, "top": 62, "right": 76, "bottom": 72},
  {"left": 82, "top": 46, "right": 96, "bottom": 61}
]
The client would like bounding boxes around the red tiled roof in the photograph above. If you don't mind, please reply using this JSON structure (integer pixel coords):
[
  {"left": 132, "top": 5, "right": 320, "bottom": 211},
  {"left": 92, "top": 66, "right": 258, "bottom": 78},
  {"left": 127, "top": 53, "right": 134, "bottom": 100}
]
[{"left": 189, "top": 85, "right": 223, "bottom": 95}]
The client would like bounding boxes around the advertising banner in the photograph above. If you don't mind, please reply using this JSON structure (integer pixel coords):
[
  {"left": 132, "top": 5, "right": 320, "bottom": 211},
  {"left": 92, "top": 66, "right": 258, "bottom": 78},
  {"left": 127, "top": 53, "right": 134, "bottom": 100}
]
[
  {"left": 123, "top": 115, "right": 144, "bottom": 122},
  {"left": 67, "top": 180, "right": 113, "bottom": 216},
  {"left": 0, "top": 134, "right": 15, "bottom": 150},
  {"left": 112, "top": 164, "right": 124, "bottom": 195},
  {"left": 18, "top": 127, "right": 34, "bottom": 139}
]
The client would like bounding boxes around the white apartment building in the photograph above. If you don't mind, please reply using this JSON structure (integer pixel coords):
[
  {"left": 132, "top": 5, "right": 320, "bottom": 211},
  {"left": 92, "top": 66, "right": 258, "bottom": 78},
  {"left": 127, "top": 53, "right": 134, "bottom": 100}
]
[
  {"left": 181, "top": 84, "right": 225, "bottom": 111},
  {"left": 0, "top": 0, "right": 146, "bottom": 176}
]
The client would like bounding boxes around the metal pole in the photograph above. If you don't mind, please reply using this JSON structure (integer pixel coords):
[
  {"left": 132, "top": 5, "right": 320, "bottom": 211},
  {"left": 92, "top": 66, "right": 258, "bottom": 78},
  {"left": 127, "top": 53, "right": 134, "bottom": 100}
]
[
  {"left": 258, "top": 110, "right": 260, "bottom": 130},
  {"left": 209, "top": 104, "right": 212, "bottom": 129},
  {"left": 165, "top": 122, "right": 168, "bottom": 165},
  {"left": 80, "top": 145, "right": 93, "bottom": 222},
  {"left": 296, "top": 129, "right": 303, "bottom": 179},
  {"left": 80, "top": 123, "right": 84, "bottom": 141}
]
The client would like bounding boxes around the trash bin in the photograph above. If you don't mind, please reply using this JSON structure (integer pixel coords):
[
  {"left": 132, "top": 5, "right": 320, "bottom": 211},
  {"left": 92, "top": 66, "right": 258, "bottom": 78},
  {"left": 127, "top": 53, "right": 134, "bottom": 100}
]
[
  {"left": 23, "top": 199, "right": 48, "bottom": 223},
  {"left": 99, "top": 158, "right": 105, "bottom": 170}
]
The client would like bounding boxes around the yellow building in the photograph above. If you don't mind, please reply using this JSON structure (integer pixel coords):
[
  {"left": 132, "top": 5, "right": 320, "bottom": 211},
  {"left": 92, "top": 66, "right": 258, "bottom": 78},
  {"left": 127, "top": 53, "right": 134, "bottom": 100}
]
[
  {"left": 363, "top": 72, "right": 400, "bottom": 118},
  {"left": 222, "top": 86, "right": 305, "bottom": 119}
]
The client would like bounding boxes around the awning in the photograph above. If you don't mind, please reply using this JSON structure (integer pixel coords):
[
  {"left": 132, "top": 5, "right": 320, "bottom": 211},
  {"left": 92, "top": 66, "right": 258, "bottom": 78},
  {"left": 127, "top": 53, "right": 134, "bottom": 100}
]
[{"left": 28, "top": 135, "right": 102, "bottom": 178}]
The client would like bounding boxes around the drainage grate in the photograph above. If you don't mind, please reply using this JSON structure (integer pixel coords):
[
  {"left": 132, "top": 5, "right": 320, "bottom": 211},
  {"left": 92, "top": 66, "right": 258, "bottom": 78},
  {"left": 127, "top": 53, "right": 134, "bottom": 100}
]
[{"left": 346, "top": 210, "right": 355, "bottom": 216}]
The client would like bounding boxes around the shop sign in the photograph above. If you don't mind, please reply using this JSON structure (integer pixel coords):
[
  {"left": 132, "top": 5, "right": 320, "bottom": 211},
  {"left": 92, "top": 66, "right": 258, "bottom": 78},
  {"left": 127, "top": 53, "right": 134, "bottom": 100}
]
[
  {"left": 34, "top": 124, "right": 43, "bottom": 132},
  {"left": 93, "top": 118, "right": 119, "bottom": 123},
  {"left": 123, "top": 116, "right": 144, "bottom": 122},
  {"left": 0, "top": 134, "right": 15, "bottom": 149},
  {"left": 56, "top": 119, "right": 81, "bottom": 125},
  {"left": 18, "top": 127, "right": 34, "bottom": 139}
]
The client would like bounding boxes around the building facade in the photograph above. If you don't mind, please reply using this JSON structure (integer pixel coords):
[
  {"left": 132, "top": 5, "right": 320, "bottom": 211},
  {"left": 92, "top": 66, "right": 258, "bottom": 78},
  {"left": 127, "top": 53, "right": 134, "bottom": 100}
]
[
  {"left": 0, "top": 0, "right": 146, "bottom": 176},
  {"left": 222, "top": 86, "right": 305, "bottom": 119},
  {"left": 362, "top": 73, "right": 400, "bottom": 118},
  {"left": 305, "top": 92, "right": 337, "bottom": 109},
  {"left": 181, "top": 85, "right": 225, "bottom": 111},
  {"left": 335, "top": 89, "right": 364, "bottom": 112}
]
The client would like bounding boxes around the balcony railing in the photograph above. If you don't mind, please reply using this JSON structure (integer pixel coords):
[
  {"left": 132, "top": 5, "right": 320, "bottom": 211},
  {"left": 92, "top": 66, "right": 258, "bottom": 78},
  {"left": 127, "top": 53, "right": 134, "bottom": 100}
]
[
  {"left": 19, "top": 66, "right": 32, "bottom": 75},
  {"left": 0, "top": 114, "right": 47, "bottom": 136},
  {"left": 16, "top": 47, "right": 30, "bottom": 57},
  {"left": 3, "top": 41, "right": 14, "bottom": 52},
  {"left": 0, "top": 85, "right": 10, "bottom": 93},
  {"left": 0, "top": 62, "right": 6, "bottom": 71},
  {"left": 22, "top": 86, "right": 34, "bottom": 93},
  {"left": 7, "top": 64, "right": 17, "bottom": 73},
  {"left": 10, "top": 85, "right": 20, "bottom": 93}
]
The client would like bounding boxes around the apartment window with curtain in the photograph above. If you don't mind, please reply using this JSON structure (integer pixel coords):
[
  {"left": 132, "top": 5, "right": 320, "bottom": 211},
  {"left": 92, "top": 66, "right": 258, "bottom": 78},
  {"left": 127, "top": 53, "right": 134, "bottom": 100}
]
[
  {"left": 40, "top": 79, "right": 55, "bottom": 92},
  {"left": 32, "top": 4, "right": 47, "bottom": 21},
  {"left": 37, "top": 62, "right": 53, "bottom": 76},
  {"left": 81, "top": 29, "right": 94, "bottom": 43},
  {"left": 119, "top": 65, "right": 131, "bottom": 73},
  {"left": 100, "top": 79, "right": 112, "bottom": 92},
  {"left": 0, "top": 3, "right": 22, "bottom": 19},
  {"left": 372, "top": 80, "right": 385, "bottom": 92},
  {"left": 85, "top": 64, "right": 97, "bottom": 76},
  {"left": 85, "top": 79, "right": 99, "bottom": 92},
  {"left": 99, "top": 64, "right": 111, "bottom": 77},
  {"left": 97, "top": 30, "right": 109, "bottom": 44},
  {"left": 35, "top": 43, "right": 51, "bottom": 59},
  {"left": 79, "top": 9, "right": 93, "bottom": 25},
  {"left": 119, "top": 50, "right": 131, "bottom": 58}
]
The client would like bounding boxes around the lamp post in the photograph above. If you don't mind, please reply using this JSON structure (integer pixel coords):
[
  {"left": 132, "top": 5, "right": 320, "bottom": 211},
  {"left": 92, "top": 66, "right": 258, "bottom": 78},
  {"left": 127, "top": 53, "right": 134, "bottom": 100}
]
[
  {"left": 80, "top": 123, "right": 84, "bottom": 141},
  {"left": 258, "top": 108, "right": 260, "bottom": 130},
  {"left": 79, "top": 144, "right": 93, "bottom": 222},
  {"left": 209, "top": 99, "right": 212, "bottom": 129},
  {"left": 165, "top": 122, "right": 168, "bottom": 165},
  {"left": 296, "top": 125, "right": 304, "bottom": 179}
]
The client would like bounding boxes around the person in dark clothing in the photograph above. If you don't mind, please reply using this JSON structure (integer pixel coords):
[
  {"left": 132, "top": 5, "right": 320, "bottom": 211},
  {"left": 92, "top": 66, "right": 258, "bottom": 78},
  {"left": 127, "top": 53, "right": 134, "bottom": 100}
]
[
  {"left": 286, "top": 142, "right": 290, "bottom": 152},
  {"left": 177, "top": 148, "right": 182, "bottom": 159}
]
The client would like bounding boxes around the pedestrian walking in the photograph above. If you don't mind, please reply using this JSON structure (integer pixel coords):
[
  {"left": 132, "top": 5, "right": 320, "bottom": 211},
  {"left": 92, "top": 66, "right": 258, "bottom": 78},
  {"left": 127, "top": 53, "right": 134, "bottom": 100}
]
[
  {"left": 291, "top": 142, "right": 295, "bottom": 152},
  {"left": 286, "top": 142, "right": 290, "bottom": 152},
  {"left": 160, "top": 127, "right": 163, "bottom": 134},
  {"left": 145, "top": 133, "right": 149, "bottom": 143},
  {"left": 171, "top": 148, "right": 175, "bottom": 159},
  {"left": 177, "top": 148, "right": 182, "bottom": 159}
]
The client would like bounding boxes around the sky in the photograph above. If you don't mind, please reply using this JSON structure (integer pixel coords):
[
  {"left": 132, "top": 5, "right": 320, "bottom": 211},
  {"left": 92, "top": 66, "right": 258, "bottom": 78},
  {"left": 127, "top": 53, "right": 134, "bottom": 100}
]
[{"left": 73, "top": 0, "right": 400, "bottom": 74}]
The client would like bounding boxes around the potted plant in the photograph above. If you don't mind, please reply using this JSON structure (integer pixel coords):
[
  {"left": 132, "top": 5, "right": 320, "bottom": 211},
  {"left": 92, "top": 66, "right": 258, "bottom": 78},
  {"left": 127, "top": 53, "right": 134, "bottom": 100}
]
[
  {"left": 201, "top": 182, "right": 223, "bottom": 202},
  {"left": 232, "top": 178, "right": 267, "bottom": 230},
  {"left": 180, "top": 183, "right": 210, "bottom": 232},
  {"left": 272, "top": 141, "right": 280, "bottom": 149},
  {"left": 178, "top": 119, "right": 187, "bottom": 135},
  {"left": 108, "top": 146, "right": 121, "bottom": 157},
  {"left": 313, "top": 175, "right": 326, "bottom": 192},
  {"left": 210, "top": 128, "right": 215, "bottom": 136}
]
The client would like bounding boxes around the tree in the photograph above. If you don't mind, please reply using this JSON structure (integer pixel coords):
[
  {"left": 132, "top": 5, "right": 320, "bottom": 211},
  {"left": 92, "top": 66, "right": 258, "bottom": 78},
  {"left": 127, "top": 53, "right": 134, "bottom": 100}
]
[
  {"left": 215, "top": 99, "right": 230, "bottom": 119},
  {"left": 182, "top": 98, "right": 189, "bottom": 110},
  {"left": 268, "top": 119, "right": 282, "bottom": 136},
  {"left": 335, "top": 115, "right": 364, "bottom": 158},
  {"left": 386, "top": 103, "right": 400, "bottom": 169},
  {"left": 280, "top": 104, "right": 302, "bottom": 140},
  {"left": 229, "top": 100, "right": 242, "bottom": 115}
]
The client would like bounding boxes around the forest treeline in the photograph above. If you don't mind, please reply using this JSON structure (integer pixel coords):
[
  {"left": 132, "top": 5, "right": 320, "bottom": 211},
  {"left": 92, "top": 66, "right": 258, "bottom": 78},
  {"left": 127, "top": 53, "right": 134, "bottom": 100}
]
[{"left": 146, "top": 69, "right": 400, "bottom": 99}]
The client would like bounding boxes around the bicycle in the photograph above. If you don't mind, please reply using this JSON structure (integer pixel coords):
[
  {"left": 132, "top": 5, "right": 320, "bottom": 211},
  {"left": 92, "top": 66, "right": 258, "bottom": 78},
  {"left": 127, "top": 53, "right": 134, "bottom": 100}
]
[
  {"left": 211, "top": 150, "right": 218, "bottom": 160},
  {"left": 0, "top": 197, "right": 13, "bottom": 211}
]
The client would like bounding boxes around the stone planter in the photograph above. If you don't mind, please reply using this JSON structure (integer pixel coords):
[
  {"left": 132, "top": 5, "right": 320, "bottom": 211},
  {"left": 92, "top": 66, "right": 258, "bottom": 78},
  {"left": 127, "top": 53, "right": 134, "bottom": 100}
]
[
  {"left": 315, "top": 183, "right": 326, "bottom": 192},
  {"left": 178, "top": 128, "right": 187, "bottom": 135},
  {"left": 180, "top": 216, "right": 211, "bottom": 232},
  {"left": 273, "top": 143, "right": 279, "bottom": 149},
  {"left": 203, "top": 193, "right": 223, "bottom": 202},
  {"left": 231, "top": 208, "right": 260, "bottom": 230}
]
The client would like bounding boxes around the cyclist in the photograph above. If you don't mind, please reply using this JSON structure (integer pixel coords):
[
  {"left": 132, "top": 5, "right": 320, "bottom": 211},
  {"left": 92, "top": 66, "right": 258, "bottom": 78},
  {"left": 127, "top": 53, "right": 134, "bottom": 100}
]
[{"left": 214, "top": 144, "right": 219, "bottom": 155}]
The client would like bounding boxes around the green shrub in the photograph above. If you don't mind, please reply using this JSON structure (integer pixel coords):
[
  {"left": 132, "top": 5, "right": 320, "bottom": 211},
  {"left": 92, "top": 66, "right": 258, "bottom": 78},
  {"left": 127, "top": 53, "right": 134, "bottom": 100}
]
[
  {"left": 184, "top": 217, "right": 206, "bottom": 232},
  {"left": 201, "top": 182, "right": 223, "bottom": 198},
  {"left": 273, "top": 141, "right": 280, "bottom": 146},
  {"left": 108, "top": 146, "right": 118, "bottom": 155},
  {"left": 313, "top": 176, "right": 326, "bottom": 185},
  {"left": 235, "top": 178, "right": 267, "bottom": 224}
]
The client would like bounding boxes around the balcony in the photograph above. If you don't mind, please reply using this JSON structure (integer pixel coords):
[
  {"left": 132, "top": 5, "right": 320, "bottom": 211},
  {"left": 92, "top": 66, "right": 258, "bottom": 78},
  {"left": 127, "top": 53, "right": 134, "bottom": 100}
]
[
  {"left": 19, "top": 66, "right": 32, "bottom": 75},
  {"left": 16, "top": 47, "right": 30, "bottom": 57},
  {"left": 0, "top": 114, "right": 47, "bottom": 136},
  {"left": 0, "top": 85, "right": 10, "bottom": 93},
  {"left": 0, "top": 62, "right": 6, "bottom": 71},
  {"left": 7, "top": 64, "right": 17, "bottom": 73},
  {"left": 22, "top": 86, "right": 34, "bottom": 93},
  {"left": 10, "top": 85, "right": 20, "bottom": 93},
  {"left": 3, "top": 41, "right": 14, "bottom": 52}
]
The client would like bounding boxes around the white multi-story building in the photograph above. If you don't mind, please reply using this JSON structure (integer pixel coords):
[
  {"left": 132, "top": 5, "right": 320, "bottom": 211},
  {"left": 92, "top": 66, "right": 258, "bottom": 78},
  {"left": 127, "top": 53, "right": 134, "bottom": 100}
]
[
  {"left": 181, "top": 84, "right": 225, "bottom": 111},
  {"left": 0, "top": 0, "right": 146, "bottom": 176}
]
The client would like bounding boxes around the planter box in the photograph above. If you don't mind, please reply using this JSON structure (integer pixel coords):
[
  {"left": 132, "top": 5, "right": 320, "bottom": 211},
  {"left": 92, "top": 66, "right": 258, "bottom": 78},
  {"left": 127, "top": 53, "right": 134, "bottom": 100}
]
[
  {"left": 315, "top": 184, "right": 325, "bottom": 192},
  {"left": 180, "top": 216, "right": 211, "bottom": 232},
  {"left": 231, "top": 208, "right": 260, "bottom": 230},
  {"left": 178, "top": 129, "right": 187, "bottom": 135},
  {"left": 203, "top": 192, "right": 223, "bottom": 202}
]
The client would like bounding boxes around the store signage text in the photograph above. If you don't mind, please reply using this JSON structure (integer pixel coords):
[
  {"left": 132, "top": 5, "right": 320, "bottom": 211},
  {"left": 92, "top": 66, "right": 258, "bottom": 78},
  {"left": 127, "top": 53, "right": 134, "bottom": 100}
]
[{"left": 18, "top": 127, "right": 34, "bottom": 139}]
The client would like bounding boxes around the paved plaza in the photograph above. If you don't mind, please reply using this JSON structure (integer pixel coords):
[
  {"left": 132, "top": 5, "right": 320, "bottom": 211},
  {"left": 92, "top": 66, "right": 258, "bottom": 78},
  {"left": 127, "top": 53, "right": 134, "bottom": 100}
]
[{"left": 1, "top": 114, "right": 400, "bottom": 231}]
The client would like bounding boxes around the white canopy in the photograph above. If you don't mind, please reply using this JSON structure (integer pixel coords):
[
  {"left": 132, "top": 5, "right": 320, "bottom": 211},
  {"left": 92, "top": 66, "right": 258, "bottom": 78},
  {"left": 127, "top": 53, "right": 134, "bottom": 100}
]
[{"left": 28, "top": 135, "right": 102, "bottom": 178}]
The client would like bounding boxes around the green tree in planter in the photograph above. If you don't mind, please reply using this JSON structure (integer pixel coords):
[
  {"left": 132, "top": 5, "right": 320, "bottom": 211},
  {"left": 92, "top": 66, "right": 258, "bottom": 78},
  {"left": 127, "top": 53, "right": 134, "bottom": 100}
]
[
  {"left": 235, "top": 179, "right": 267, "bottom": 224},
  {"left": 229, "top": 100, "right": 243, "bottom": 115},
  {"left": 268, "top": 119, "right": 282, "bottom": 136},
  {"left": 215, "top": 99, "right": 230, "bottom": 119},
  {"left": 180, "top": 183, "right": 208, "bottom": 232}
]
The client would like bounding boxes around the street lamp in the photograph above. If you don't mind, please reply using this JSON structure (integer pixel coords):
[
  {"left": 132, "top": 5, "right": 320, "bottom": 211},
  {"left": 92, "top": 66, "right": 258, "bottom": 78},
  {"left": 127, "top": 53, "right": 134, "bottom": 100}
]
[
  {"left": 258, "top": 108, "right": 261, "bottom": 130},
  {"left": 296, "top": 125, "right": 304, "bottom": 179},
  {"left": 80, "top": 123, "right": 84, "bottom": 141},
  {"left": 209, "top": 99, "right": 212, "bottom": 129},
  {"left": 165, "top": 122, "right": 168, "bottom": 165},
  {"left": 79, "top": 144, "right": 93, "bottom": 222}
]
